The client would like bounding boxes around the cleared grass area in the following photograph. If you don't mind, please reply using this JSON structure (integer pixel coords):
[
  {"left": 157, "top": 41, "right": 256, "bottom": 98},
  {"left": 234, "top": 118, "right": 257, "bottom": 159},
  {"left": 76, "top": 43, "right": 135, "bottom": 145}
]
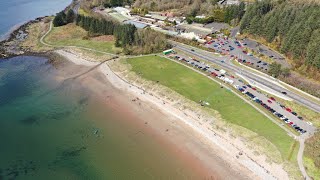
[
  {"left": 127, "top": 55, "right": 295, "bottom": 159},
  {"left": 44, "top": 24, "right": 121, "bottom": 54}
]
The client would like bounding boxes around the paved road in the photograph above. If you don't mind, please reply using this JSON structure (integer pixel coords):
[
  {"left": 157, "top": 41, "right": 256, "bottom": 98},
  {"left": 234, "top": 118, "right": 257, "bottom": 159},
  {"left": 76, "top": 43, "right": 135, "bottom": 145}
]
[{"left": 172, "top": 42, "right": 320, "bottom": 113}]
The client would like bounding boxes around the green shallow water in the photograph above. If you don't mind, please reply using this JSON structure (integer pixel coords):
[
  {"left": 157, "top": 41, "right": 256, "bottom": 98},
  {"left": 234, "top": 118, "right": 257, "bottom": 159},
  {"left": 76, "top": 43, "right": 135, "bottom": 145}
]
[{"left": 0, "top": 56, "right": 204, "bottom": 180}]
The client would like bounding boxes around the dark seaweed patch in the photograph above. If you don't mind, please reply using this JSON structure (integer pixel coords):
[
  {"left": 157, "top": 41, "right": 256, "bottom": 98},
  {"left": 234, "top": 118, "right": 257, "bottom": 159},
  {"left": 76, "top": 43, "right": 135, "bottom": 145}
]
[
  {"left": 2, "top": 160, "right": 37, "bottom": 179},
  {"left": 61, "top": 146, "right": 87, "bottom": 159},
  {"left": 20, "top": 116, "right": 39, "bottom": 125}
]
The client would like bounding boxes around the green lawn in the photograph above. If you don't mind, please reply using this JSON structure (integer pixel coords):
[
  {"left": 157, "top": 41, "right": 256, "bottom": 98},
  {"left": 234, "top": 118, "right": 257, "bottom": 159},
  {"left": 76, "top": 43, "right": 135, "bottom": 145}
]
[
  {"left": 45, "top": 24, "right": 121, "bottom": 54},
  {"left": 127, "top": 55, "right": 295, "bottom": 159}
]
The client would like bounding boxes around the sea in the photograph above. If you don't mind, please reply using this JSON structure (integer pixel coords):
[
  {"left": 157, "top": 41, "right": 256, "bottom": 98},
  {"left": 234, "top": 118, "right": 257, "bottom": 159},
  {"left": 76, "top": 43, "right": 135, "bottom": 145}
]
[
  {"left": 0, "top": 56, "right": 207, "bottom": 179},
  {"left": 0, "top": 0, "right": 72, "bottom": 41}
]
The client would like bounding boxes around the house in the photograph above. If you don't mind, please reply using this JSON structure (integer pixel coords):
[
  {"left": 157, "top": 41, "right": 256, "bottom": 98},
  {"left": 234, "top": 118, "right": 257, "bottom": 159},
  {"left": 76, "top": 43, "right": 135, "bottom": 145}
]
[{"left": 161, "top": 12, "right": 174, "bottom": 18}]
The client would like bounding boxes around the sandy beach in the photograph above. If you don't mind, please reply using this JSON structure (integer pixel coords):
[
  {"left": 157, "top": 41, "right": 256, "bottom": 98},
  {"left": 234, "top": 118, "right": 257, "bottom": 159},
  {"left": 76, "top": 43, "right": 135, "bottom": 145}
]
[{"left": 55, "top": 49, "right": 290, "bottom": 180}]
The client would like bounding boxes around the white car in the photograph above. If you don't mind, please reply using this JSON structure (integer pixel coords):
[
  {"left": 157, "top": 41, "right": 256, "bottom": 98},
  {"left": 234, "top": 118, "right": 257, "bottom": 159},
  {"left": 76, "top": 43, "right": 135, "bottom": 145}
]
[{"left": 280, "top": 116, "right": 287, "bottom": 120}]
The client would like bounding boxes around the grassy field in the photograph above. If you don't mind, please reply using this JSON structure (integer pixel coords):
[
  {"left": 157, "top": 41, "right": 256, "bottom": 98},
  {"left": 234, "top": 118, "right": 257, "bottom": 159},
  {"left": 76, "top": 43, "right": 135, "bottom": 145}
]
[
  {"left": 127, "top": 55, "right": 295, "bottom": 160},
  {"left": 44, "top": 24, "right": 121, "bottom": 54}
]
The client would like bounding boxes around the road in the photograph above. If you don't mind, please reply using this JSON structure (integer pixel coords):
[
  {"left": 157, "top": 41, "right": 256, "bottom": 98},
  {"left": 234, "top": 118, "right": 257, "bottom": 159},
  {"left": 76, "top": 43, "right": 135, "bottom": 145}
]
[{"left": 172, "top": 42, "right": 320, "bottom": 113}]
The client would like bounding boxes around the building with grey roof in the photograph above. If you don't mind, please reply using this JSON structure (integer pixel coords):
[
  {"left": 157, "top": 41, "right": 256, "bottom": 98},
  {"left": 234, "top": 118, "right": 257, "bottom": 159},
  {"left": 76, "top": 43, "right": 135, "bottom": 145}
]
[{"left": 124, "top": 20, "right": 149, "bottom": 29}]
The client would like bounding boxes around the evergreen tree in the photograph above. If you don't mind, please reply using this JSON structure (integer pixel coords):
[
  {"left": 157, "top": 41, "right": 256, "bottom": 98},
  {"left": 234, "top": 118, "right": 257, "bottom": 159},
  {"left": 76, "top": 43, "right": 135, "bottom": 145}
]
[{"left": 66, "top": 9, "right": 75, "bottom": 23}]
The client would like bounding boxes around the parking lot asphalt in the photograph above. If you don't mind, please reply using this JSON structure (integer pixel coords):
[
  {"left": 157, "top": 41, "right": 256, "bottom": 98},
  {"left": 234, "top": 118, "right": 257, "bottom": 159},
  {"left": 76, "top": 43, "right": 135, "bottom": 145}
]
[
  {"left": 172, "top": 42, "right": 320, "bottom": 114},
  {"left": 242, "top": 38, "right": 290, "bottom": 68},
  {"left": 169, "top": 53, "right": 316, "bottom": 136},
  {"left": 205, "top": 37, "right": 270, "bottom": 71}
]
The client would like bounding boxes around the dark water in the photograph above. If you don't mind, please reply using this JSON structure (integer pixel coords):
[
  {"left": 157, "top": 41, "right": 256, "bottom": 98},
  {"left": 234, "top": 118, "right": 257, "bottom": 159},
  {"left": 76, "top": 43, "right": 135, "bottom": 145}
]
[
  {"left": 0, "top": 56, "right": 204, "bottom": 179},
  {"left": 0, "top": 0, "right": 71, "bottom": 40}
]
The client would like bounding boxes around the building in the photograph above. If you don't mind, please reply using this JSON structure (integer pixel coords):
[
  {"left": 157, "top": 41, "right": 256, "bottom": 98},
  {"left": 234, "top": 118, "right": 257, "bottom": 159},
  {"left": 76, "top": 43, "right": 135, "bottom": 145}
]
[{"left": 124, "top": 20, "right": 149, "bottom": 29}]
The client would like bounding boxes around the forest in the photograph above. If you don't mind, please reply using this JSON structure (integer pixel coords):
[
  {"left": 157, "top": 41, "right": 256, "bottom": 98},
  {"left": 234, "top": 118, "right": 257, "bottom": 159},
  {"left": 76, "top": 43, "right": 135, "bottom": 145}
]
[{"left": 240, "top": 0, "right": 320, "bottom": 70}]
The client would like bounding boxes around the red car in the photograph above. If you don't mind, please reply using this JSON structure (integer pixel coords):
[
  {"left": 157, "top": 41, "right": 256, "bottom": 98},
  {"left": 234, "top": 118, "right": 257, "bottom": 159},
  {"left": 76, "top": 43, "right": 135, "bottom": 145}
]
[
  {"left": 270, "top": 97, "right": 276, "bottom": 101},
  {"left": 211, "top": 72, "right": 218, "bottom": 77},
  {"left": 286, "top": 108, "right": 292, "bottom": 112},
  {"left": 267, "top": 100, "right": 272, "bottom": 103},
  {"left": 230, "top": 75, "right": 235, "bottom": 78},
  {"left": 252, "top": 88, "right": 257, "bottom": 90}
]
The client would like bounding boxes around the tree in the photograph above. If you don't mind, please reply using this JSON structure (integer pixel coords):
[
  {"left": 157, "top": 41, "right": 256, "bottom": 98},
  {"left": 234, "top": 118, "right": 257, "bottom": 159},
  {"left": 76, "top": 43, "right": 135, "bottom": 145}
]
[
  {"left": 281, "top": 68, "right": 290, "bottom": 77},
  {"left": 66, "top": 9, "right": 75, "bottom": 23},
  {"left": 53, "top": 11, "right": 66, "bottom": 27},
  {"left": 268, "top": 62, "right": 282, "bottom": 77}
]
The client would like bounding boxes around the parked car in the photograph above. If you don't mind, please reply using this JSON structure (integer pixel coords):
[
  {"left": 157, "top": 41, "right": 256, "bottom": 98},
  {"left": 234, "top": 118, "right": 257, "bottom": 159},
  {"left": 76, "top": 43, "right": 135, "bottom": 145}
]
[
  {"left": 292, "top": 112, "right": 298, "bottom": 116},
  {"left": 267, "top": 100, "right": 272, "bottom": 103}
]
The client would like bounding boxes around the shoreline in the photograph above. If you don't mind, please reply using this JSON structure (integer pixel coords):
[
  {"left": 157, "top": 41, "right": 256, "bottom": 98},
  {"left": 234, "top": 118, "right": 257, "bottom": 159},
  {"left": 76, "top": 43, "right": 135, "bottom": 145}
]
[{"left": 55, "top": 49, "right": 290, "bottom": 179}]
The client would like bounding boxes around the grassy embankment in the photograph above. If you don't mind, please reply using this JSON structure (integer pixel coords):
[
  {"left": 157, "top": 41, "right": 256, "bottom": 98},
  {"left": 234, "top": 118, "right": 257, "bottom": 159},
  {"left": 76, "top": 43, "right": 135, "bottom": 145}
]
[
  {"left": 304, "top": 131, "right": 320, "bottom": 180},
  {"left": 44, "top": 23, "right": 121, "bottom": 54},
  {"left": 126, "top": 55, "right": 297, "bottom": 163}
]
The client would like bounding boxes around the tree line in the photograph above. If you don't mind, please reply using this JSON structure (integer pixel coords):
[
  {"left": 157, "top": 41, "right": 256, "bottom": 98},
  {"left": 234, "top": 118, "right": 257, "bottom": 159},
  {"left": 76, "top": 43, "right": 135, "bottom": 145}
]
[
  {"left": 240, "top": 0, "right": 320, "bottom": 70},
  {"left": 53, "top": 9, "right": 75, "bottom": 27},
  {"left": 76, "top": 15, "right": 170, "bottom": 54},
  {"left": 103, "top": 0, "right": 134, "bottom": 8},
  {"left": 76, "top": 15, "right": 136, "bottom": 48}
]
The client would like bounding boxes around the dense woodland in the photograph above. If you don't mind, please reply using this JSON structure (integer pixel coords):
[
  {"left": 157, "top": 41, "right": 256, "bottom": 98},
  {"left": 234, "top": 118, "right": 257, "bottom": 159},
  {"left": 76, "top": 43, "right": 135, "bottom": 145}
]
[{"left": 240, "top": 0, "right": 320, "bottom": 70}]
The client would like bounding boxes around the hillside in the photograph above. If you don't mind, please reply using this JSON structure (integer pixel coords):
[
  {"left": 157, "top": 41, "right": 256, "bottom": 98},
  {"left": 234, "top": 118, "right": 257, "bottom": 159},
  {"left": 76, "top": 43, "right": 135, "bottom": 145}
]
[
  {"left": 132, "top": 0, "right": 217, "bottom": 14},
  {"left": 240, "top": 0, "right": 320, "bottom": 75}
]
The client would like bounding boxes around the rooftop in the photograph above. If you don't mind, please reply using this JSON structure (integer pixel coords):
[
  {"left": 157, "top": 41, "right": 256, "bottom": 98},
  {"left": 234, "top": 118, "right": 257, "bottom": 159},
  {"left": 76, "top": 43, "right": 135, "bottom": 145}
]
[{"left": 124, "top": 20, "right": 149, "bottom": 29}]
